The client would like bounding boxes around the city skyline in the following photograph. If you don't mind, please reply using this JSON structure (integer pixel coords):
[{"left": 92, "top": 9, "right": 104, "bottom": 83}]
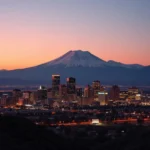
[{"left": 0, "top": 0, "right": 150, "bottom": 69}]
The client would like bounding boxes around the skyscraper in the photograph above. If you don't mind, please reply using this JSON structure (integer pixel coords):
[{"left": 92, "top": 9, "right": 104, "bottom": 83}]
[
  {"left": 37, "top": 86, "right": 47, "bottom": 104},
  {"left": 84, "top": 85, "right": 93, "bottom": 98},
  {"left": 76, "top": 87, "right": 83, "bottom": 97},
  {"left": 66, "top": 77, "right": 76, "bottom": 94},
  {"left": 92, "top": 80, "right": 100, "bottom": 100},
  {"left": 110, "top": 85, "right": 120, "bottom": 101},
  {"left": 23, "top": 91, "right": 31, "bottom": 104},
  {"left": 59, "top": 84, "right": 67, "bottom": 98},
  {"left": 12, "top": 89, "right": 22, "bottom": 105},
  {"left": 52, "top": 75, "right": 60, "bottom": 98},
  {"left": 98, "top": 91, "right": 108, "bottom": 106}
]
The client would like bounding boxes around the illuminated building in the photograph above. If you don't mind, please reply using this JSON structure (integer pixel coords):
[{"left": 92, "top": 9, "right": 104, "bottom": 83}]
[
  {"left": 110, "top": 85, "right": 120, "bottom": 101},
  {"left": 23, "top": 91, "right": 31, "bottom": 104},
  {"left": 135, "top": 94, "right": 141, "bottom": 100},
  {"left": 12, "top": 89, "right": 22, "bottom": 105},
  {"left": 66, "top": 77, "right": 76, "bottom": 94},
  {"left": 119, "top": 91, "right": 128, "bottom": 100},
  {"left": 59, "top": 84, "right": 67, "bottom": 98},
  {"left": 0, "top": 92, "right": 13, "bottom": 106},
  {"left": 128, "top": 87, "right": 140, "bottom": 101},
  {"left": 84, "top": 86, "right": 89, "bottom": 98},
  {"left": 98, "top": 91, "right": 108, "bottom": 106},
  {"left": 128, "top": 87, "right": 139, "bottom": 94},
  {"left": 0, "top": 94, "right": 8, "bottom": 106},
  {"left": 76, "top": 88, "right": 83, "bottom": 105},
  {"left": 92, "top": 80, "right": 100, "bottom": 100},
  {"left": 37, "top": 86, "right": 47, "bottom": 104},
  {"left": 82, "top": 97, "right": 93, "bottom": 105},
  {"left": 84, "top": 85, "right": 93, "bottom": 98},
  {"left": 52, "top": 75, "right": 60, "bottom": 97},
  {"left": 47, "top": 88, "right": 52, "bottom": 99},
  {"left": 76, "top": 88, "right": 83, "bottom": 97},
  {"left": 92, "top": 119, "right": 100, "bottom": 125},
  {"left": 13, "top": 89, "right": 22, "bottom": 97},
  {"left": 30, "top": 92, "right": 38, "bottom": 104},
  {"left": 17, "top": 98, "right": 24, "bottom": 106},
  {"left": 100, "top": 86, "right": 105, "bottom": 91}
]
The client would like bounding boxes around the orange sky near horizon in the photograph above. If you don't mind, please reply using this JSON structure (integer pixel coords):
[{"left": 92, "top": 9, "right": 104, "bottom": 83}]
[
  {"left": 0, "top": 0, "right": 150, "bottom": 70},
  {"left": 1, "top": 28, "right": 150, "bottom": 70},
  {"left": 0, "top": 22, "right": 149, "bottom": 70}
]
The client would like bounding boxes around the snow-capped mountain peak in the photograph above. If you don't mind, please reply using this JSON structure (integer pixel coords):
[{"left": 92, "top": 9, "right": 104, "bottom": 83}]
[
  {"left": 38, "top": 50, "right": 144, "bottom": 68},
  {"left": 44, "top": 50, "right": 106, "bottom": 67}
]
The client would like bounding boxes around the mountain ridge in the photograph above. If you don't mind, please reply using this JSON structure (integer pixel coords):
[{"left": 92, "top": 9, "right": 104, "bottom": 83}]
[
  {"left": 0, "top": 50, "right": 146, "bottom": 70},
  {"left": 0, "top": 50, "right": 149, "bottom": 85},
  {"left": 37, "top": 50, "right": 145, "bottom": 68}
]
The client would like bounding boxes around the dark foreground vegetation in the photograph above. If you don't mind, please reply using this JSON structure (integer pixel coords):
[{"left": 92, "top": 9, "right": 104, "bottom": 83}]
[{"left": 0, "top": 116, "right": 150, "bottom": 150}]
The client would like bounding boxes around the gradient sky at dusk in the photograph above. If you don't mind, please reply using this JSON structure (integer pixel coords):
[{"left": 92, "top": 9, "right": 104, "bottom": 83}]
[{"left": 0, "top": 0, "right": 150, "bottom": 69}]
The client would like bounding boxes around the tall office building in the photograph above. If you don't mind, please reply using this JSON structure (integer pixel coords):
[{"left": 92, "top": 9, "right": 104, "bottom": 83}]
[
  {"left": 98, "top": 91, "right": 108, "bottom": 106},
  {"left": 30, "top": 91, "right": 38, "bottom": 104},
  {"left": 84, "top": 85, "right": 93, "bottom": 98},
  {"left": 59, "top": 84, "right": 67, "bottom": 98},
  {"left": 66, "top": 77, "right": 76, "bottom": 94},
  {"left": 23, "top": 91, "right": 31, "bottom": 104},
  {"left": 110, "top": 85, "right": 120, "bottom": 101},
  {"left": 92, "top": 80, "right": 101, "bottom": 100},
  {"left": 47, "top": 88, "right": 53, "bottom": 99},
  {"left": 76, "top": 87, "right": 83, "bottom": 97},
  {"left": 37, "top": 86, "right": 47, "bottom": 104},
  {"left": 12, "top": 89, "right": 22, "bottom": 105},
  {"left": 128, "top": 87, "right": 140, "bottom": 101},
  {"left": 52, "top": 75, "right": 60, "bottom": 97}
]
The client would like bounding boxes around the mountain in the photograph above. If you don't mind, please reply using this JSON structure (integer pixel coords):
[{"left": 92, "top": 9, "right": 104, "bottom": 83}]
[
  {"left": 39, "top": 50, "right": 106, "bottom": 67},
  {"left": 107, "top": 60, "right": 144, "bottom": 68},
  {"left": 0, "top": 50, "right": 150, "bottom": 86},
  {"left": 37, "top": 50, "right": 143, "bottom": 68}
]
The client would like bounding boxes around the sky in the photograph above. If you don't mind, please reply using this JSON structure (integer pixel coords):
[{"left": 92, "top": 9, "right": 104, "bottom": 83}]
[{"left": 0, "top": 0, "right": 150, "bottom": 69}]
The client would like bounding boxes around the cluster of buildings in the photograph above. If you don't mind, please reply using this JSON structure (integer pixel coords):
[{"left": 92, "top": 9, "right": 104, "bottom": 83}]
[{"left": 0, "top": 75, "right": 150, "bottom": 108}]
